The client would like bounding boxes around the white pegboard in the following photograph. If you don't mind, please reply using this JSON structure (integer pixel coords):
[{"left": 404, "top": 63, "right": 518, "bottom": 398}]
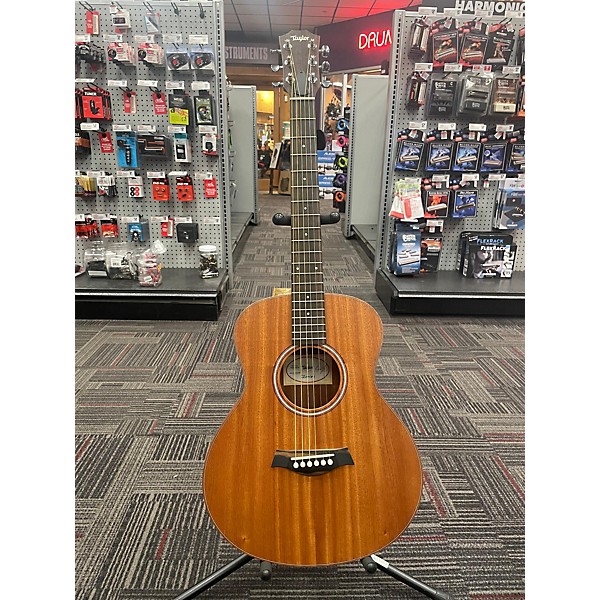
[
  {"left": 75, "top": 1, "right": 231, "bottom": 270},
  {"left": 376, "top": 10, "right": 525, "bottom": 273}
]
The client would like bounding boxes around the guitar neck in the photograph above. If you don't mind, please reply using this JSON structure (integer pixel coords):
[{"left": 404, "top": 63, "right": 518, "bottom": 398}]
[{"left": 290, "top": 97, "right": 325, "bottom": 346}]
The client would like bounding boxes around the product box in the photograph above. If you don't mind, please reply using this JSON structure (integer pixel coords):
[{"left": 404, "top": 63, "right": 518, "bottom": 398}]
[
  {"left": 452, "top": 141, "right": 481, "bottom": 172},
  {"left": 423, "top": 189, "right": 449, "bottom": 218},
  {"left": 168, "top": 93, "right": 192, "bottom": 126},
  {"left": 456, "top": 231, "right": 513, "bottom": 271},
  {"left": 462, "top": 243, "right": 517, "bottom": 278},
  {"left": 420, "top": 235, "right": 443, "bottom": 273},
  {"left": 425, "top": 141, "right": 453, "bottom": 172},
  {"left": 494, "top": 188, "right": 525, "bottom": 230},
  {"left": 452, "top": 189, "right": 478, "bottom": 218},
  {"left": 388, "top": 222, "right": 421, "bottom": 275},
  {"left": 395, "top": 139, "right": 424, "bottom": 171}
]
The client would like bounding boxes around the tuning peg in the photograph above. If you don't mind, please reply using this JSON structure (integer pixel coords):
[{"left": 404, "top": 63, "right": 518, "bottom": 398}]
[
  {"left": 319, "top": 45, "right": 330, "bottom": 58},
  {"left": 272, "top": 82, "right": 284, "bottom": 87},
  {"left": 271, "top": 65, "right": 282, "bottom": 72},
  {"left": 321, "top": 78, "right": 332, "bottom": 88},
  {"left": 309, "top": 73, "right": 318, "bottom": 84},
  {"left": 320, "top": 60, "right": 331, "bottom": 73}
]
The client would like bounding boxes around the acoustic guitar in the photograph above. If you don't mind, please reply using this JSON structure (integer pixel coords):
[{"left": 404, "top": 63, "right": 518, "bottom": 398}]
[{"left": 203, "top": 30, "right": 422, "bottom": 567}]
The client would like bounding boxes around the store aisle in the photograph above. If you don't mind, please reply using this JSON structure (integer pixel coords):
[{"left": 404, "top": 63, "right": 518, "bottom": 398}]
[{"left": 75, "top": 192, "right": 525, "bottom": 600}]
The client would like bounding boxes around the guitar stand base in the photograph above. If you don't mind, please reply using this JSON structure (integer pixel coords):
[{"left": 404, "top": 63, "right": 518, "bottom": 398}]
[
  {"left": 361, "top": 555, "right": 452, "bottom": 600},
  {"left": 173, "top": 553, "right": 451, "bottom": 600}
]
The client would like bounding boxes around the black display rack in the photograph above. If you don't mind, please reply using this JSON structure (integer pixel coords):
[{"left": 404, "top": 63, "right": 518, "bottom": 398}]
[{"left": 75, "top": 269, "right": 229, "bottom": 320}]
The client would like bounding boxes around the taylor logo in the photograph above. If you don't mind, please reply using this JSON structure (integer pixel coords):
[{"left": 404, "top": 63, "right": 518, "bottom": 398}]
[{"left": 291, "top": 35, "right": 310, "bottom": 41}]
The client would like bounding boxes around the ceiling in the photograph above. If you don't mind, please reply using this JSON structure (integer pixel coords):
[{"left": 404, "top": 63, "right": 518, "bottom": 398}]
[{"left": 224, "top": 0, "right": 420, "bottom": 42}]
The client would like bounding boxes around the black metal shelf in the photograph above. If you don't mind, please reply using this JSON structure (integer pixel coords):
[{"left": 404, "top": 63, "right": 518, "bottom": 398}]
[
  {"left": 375, "top": 269, "right": 524, "bottom": 316},
  {"left": 75, "top": 268, "right": 229, "bottom": 320}
]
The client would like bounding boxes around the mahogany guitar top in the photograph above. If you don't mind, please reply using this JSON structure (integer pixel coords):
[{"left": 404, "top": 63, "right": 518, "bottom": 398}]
[{"left": 203, "top": 293, "right": 422, "bottom": 566}]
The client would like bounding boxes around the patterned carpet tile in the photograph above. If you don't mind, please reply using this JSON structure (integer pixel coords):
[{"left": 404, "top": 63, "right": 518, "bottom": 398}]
[{"left": 75, "top": 193, "right": 525, "bottom": 599}]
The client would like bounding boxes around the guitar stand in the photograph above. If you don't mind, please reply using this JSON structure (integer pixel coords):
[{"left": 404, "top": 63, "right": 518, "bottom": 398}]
[{"left": 173, "top": 553, "right": 452, "bottom": 600}]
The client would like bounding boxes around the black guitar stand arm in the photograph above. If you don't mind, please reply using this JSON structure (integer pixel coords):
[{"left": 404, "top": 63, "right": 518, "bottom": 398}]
[
  {"left": 173, "top": 552, "right": 451, "bottom": 599},
  {"left": 272, "top": 211, "right": 340, "bottom": 226},
  {"left": 361, "top": 554, "right": 452, "bottom": 600}
]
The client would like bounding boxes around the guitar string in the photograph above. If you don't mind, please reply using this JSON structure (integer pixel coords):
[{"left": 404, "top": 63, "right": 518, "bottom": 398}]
[
  {"left": 289, "top": 44, "right": 304, "bottom": 460},
  {"left": 305, "top": 45, "right": 318, "bottom": 461}
]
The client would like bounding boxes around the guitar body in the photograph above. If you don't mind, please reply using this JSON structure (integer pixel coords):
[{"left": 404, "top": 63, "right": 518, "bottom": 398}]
[{"left": 203, "top": 293, "right": 422, "bottom": 566}]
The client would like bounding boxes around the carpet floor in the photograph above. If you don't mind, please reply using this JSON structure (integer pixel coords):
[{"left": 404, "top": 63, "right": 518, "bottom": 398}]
[{"left": 75, "top": 193, "right": 524, "bottom": 599}]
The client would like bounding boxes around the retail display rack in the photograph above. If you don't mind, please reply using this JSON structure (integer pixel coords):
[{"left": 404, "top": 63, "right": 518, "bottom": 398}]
[
  {"left": 345, "top": 9, "right": 525, "bottom": 316},
  {"left": 74, "top": 0, "right": 256, "bottom": 319}
]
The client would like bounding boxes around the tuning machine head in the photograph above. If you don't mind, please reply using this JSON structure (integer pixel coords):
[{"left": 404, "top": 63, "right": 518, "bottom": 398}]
[
  {"left": 321, "top": 78, "right": 332, "bottom": 88},
  {"left": 320, "top": 60, "right": 330, "bottom": 74},
  {"left": 319, "top": 44, "right": 330, "bottom": 58}
]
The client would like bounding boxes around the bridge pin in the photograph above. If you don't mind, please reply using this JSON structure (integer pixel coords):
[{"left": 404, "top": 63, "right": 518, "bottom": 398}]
[
  {"left": 307, "top": 460, "right": 313, "bottom": 467},
  {"left": 320, "top": 459, "right": 327, "bottom": 466},
  {"left": 293, "top": 462, "right": 299, "bottom": 469},
  {"left": 327, "top": 458, "right": 334, "bottom": 466},
  {"left": 300, "top": 461, "right": 306, "bottom": 468}
]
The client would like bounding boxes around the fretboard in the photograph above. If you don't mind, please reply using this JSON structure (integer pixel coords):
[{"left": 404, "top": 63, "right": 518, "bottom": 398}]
[{"left": 290, "top": 97, "right": 325, "bottom": 346}]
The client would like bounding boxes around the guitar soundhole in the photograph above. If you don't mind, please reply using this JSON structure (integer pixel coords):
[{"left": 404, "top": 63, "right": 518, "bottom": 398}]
[{"left": 274, "top": 345, "right": 346, "bottom": 415}]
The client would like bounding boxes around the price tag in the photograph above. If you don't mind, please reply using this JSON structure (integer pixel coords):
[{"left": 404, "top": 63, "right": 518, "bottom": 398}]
[
  {"left": 472, "top": 65, "right": 492, "bottom": 73},
  {"left": 443, "top": 8, "right": 460, "bottom": 16},
  {"left": 138, "top": 124, "right": 157, "bottom": 133},
  {"left": 151, "top": 215, "right": 169, "bottom": 222},
  {"left": 203, "top": 217, "right": 221, "bottom": 225},
  {"left": 169, "top": 171, "right": 188, "bottom": 177},
  {"left": 443, "top": 63, "right": 462, "bottom": 72},
  {"left": 107, "top": 80, "right": 127, "bottom": 87},
  {"left": 116, "top": 170, "right": 135, "bottom": 177},
  {"left": 103, "top": 34, "right": 123, "bottom": 42},
  {"left": 191, "top": 81, "right": 211, "bottom": 91},
  {"left": 189, "top": 35, "right": 209, "bottom": 44},
  {"left": 113, "top": 124, "right": 132, "bottom": 132},
  {"left": 461, "top": 173, "right": 480, "bottom": 182},
  {"left": 75, "top": 78, "right": 95, "bottom": 83},
  {"left": 415, "top": 63, "right": 433, "bottom": 72},
  {"left": 91, "top": 213, "right": 107, "bottom": 220},
  {"left": 506, "top": 177, "right": 525, "bottom": 189},
  {"left": 174, "top": 216, "right": 192, "bottom": 223},
  {"left": 197, "top": 125, "right": 218, "bottom": 134},
  {"left": 75, "top": 214, "right": 85, "bottom": 221},
  {"left": 497, "top": 124, "right": 514, "bottom": 133},
  {"left": 506, "top": 10, "right": 525, "bottom": 19},
  {"left": 163, "top": 34, "right": 183, "bottom": 44},
  {"left": 408, "top": 121, "right": 427, "bottom": 130},
  {"left": 502, "top": 66, "right": 522, "bottom": 75},
  {"left": 134, "top": 34, "right": 155, "bottom": 43},
  {"left": 469, "top": 123, "right": 487, "bottom": 132},
  {"left": 438, "top": 122, "right": 456, "bottom": 131},
  {"left": 474, "top": 9, "right": 494, "bottom": 18},
  {"left": 168, "top": 125, "right": 187, "bottom": 134},
  {"left": 488, "top": 173, "right": 506, "bottom": 181},
  {"left": 147, "top": 171, "right": 166, "bottom": 178},
  {"left": 80, "top": 122, "right": 99, "bottom": 131},
  {"left": 75, "top": 171, "right": 82, "bottom": 177},
  {"left": 87, "top": 171, "right": 103, "bottom": 178},
  {"left": 418, "top": 6, "right": 436, "bottom": 14},
  {"left": 75, "top": 34, "right": 91, "bottom": 43},
  {"left": 431, "top": 174, "right": 449, "bottom": 183},
  {"left": 166, "top": 81, "right": 185, "bottom": 90},
  {"left": 138, "top": 80, "right": 159, "bottom": 87},
  {"left": 122, "top": 216, "right": 140, "bottom": 223}
]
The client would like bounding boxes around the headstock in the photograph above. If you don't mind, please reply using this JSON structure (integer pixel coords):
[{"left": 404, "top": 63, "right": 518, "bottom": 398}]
[{"left": 273, "top": 30, "right": 330, "bottom": 97}]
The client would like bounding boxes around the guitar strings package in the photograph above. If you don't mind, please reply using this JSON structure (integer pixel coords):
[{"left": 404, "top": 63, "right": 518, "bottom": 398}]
[{"left": 388, "top": 221, "right": 421, "bottom": 275}]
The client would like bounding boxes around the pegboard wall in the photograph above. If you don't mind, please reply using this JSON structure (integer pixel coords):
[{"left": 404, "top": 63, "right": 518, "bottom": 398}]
[
  {"left": 376, "top": 9, "right": 525, "bottom": 274},
  {"left": 75, "top": 0, "right": 232, "bottom": 270}
]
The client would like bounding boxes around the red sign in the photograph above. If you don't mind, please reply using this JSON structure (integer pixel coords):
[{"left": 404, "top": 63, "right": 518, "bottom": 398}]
[{"left": 358, "top": 29, "right": 392, "bottom": 50}]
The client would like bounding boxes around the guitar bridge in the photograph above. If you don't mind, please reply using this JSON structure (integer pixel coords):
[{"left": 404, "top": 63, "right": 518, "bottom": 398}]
[{"left": 271, "top": 448, "right": 354, "bottom": 476}]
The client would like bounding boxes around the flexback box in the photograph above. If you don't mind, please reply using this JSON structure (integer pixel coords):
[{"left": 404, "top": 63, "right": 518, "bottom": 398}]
[
  {"left": 462, "top": 243, "right": 517, "bottom": 278},
  {"left": 456, "top": 231, "right": 513, "bottom": 271}
]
